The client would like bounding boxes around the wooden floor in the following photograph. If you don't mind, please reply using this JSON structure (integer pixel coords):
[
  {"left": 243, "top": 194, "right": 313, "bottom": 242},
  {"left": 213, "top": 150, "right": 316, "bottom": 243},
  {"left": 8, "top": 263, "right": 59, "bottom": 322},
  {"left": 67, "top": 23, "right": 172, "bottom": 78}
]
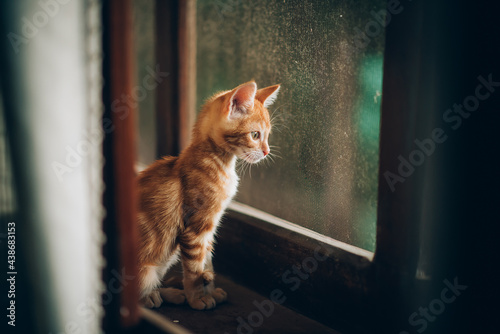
[{"left": 138, "top": 274, "right": 342, "bottom": 334}]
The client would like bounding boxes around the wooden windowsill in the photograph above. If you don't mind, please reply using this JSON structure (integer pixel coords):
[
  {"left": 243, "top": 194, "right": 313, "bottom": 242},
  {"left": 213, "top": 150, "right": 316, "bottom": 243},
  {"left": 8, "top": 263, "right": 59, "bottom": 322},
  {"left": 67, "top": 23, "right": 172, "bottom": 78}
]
[
  {"left": 212, "top": 202, "right": 376, "bottom": 333},
  {"left": 142, "top": 272, "right": 342, "bottom": 334}
]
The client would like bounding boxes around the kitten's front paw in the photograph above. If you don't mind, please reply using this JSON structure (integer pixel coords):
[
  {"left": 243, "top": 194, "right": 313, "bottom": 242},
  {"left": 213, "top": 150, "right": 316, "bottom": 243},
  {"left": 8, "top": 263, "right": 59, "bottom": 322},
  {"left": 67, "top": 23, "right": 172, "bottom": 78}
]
[
  {"left": 188, "top": 294, "right": 217, "bottom": 310},
  {"left": 212, "top": 287, "right": 227, "bottom": 303},
  {"left": 141, "top": 290, "right": 163, "bottom": 308},
  {"left": 186, "top": 287, "right": 228, "bottom": 310}
]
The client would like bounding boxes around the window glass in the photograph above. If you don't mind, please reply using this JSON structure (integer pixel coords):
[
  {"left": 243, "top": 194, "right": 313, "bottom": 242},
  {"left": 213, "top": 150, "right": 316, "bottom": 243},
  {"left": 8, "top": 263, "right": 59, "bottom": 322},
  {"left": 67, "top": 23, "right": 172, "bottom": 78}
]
[
  {"left": 133, "top": 0, "right": 157, "bottom": 165},
  {"left": 197, "top": 0, "right": 385, "bottom": 251}
]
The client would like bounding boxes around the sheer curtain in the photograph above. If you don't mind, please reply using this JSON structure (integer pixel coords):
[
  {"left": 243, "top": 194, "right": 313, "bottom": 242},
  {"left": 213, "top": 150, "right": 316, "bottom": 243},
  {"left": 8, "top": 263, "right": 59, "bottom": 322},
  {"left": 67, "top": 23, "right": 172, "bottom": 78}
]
[{"left": 1, "top": 1, "right": 105, "bottom": 333}]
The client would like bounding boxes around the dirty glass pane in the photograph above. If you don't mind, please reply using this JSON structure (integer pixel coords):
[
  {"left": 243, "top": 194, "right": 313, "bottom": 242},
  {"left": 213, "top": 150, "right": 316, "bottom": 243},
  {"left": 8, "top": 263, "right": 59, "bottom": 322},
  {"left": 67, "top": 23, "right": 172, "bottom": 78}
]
[
  {"left": 197, "top": 0, "right": 385, "bottom": 251},
  {"left": 132, "top": 0, "right": 157, "bottom": 165}
]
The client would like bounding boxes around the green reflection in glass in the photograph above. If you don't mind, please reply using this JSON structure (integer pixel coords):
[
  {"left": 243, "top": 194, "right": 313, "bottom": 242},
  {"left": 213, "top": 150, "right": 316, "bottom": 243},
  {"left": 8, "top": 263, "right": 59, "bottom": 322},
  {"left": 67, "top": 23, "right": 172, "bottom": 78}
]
[
  {"left": 351, "top": 54, "right": 383, "bottom": 251},
  {"left": 357, "top": 55, "right": 383, "bottom": 145}
]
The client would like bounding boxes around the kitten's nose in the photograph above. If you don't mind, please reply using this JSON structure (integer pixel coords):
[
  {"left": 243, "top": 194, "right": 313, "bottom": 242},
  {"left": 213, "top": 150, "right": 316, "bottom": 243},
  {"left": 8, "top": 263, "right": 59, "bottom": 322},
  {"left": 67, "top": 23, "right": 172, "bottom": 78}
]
[{"left": 263, "top": 150, "right": 269, "bottom": 157}]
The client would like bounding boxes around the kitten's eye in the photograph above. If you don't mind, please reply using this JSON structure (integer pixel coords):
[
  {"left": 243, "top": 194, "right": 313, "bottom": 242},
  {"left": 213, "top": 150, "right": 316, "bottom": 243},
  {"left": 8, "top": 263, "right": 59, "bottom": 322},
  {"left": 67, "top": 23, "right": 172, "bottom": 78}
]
[{"left": 251, "top": 131, "right": 260, "bottom": 140}]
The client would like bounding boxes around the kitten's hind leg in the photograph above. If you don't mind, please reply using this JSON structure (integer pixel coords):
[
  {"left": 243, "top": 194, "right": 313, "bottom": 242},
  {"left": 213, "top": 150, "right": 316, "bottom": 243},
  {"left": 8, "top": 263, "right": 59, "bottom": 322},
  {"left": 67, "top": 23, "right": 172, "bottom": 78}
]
[
  {"left": 159, "top": 287, "right": 186, "bottom": 305},
  {"left": 140, "top": 265, "right": 165, "bottom": 308}
]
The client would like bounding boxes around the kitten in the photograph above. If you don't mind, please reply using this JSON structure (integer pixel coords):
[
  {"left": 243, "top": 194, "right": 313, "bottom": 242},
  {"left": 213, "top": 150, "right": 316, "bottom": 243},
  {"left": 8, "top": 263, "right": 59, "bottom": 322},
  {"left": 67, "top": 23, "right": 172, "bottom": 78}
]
[{"left": 137, "top": 81, "right": 280, "bottom": 309}]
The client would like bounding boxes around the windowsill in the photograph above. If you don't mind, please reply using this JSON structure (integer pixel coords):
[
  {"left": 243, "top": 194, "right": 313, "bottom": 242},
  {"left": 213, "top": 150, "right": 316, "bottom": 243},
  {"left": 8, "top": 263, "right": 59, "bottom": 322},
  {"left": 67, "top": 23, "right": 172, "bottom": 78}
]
[
  {"left": 144, "top": 273, "right": 342, "bottom": 334},
  {"left": 211, "top": 201, "right": 377, "bottom": 333}
]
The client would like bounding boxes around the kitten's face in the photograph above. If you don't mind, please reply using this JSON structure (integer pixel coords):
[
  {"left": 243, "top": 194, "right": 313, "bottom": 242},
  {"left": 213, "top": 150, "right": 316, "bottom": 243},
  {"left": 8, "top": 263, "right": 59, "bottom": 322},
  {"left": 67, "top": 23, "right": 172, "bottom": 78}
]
[
  {"left": 227, "top": 100, "right": 271, "bottom": 164},
  {"left": 213, "top": 82, "right": 280, "bottom": 164}
]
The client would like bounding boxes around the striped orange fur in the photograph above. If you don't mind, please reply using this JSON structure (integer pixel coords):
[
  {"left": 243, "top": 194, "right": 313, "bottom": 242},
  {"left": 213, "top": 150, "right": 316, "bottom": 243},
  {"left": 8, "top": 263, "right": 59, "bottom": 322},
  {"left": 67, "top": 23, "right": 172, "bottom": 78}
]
[{"left": 137, "top": 81, "right": 280, "bottom": 309}]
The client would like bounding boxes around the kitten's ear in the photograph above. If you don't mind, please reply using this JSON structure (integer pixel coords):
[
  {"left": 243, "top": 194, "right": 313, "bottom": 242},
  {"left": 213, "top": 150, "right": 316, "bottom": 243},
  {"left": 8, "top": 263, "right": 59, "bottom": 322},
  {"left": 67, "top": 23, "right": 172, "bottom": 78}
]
[
  {"left": 256, "top": 84, "right": 281, "bottom": 108},
  {"left": 226, "top": 81, "right": 257, "bottom": 119}
]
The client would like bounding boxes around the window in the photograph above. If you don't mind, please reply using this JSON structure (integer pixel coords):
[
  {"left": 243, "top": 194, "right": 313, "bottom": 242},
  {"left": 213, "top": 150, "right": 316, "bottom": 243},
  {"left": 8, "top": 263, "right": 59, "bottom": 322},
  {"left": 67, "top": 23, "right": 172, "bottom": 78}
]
[
  {"left": 110, "top": 0, "right": 500, "bottom": 333},
  {"left": 3, "top": 0, "right": 498, "bottom": 333},
  {"left": 130, "top": 0, "right": 383, "bottom": 330},
  {"left": 197, "top": 0, "right": 385, "bottom": 252}
]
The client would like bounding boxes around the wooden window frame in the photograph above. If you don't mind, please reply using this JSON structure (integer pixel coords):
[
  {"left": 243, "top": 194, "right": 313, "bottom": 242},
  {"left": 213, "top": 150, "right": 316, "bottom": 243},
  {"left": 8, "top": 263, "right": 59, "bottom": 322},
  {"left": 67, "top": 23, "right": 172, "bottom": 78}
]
[
  {"left": 101, "top": 0, "right": 198, "bottom": 331},
  {"left": 101, "top": 0, "right": 140, "bottom": 330}
]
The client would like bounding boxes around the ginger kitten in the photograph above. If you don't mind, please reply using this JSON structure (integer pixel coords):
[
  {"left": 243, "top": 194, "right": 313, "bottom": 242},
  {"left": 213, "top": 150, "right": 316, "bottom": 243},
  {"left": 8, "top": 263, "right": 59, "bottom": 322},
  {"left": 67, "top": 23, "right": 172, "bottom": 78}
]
[{"left": 137, "top": 81, "right": 280, "bottom": 309}]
